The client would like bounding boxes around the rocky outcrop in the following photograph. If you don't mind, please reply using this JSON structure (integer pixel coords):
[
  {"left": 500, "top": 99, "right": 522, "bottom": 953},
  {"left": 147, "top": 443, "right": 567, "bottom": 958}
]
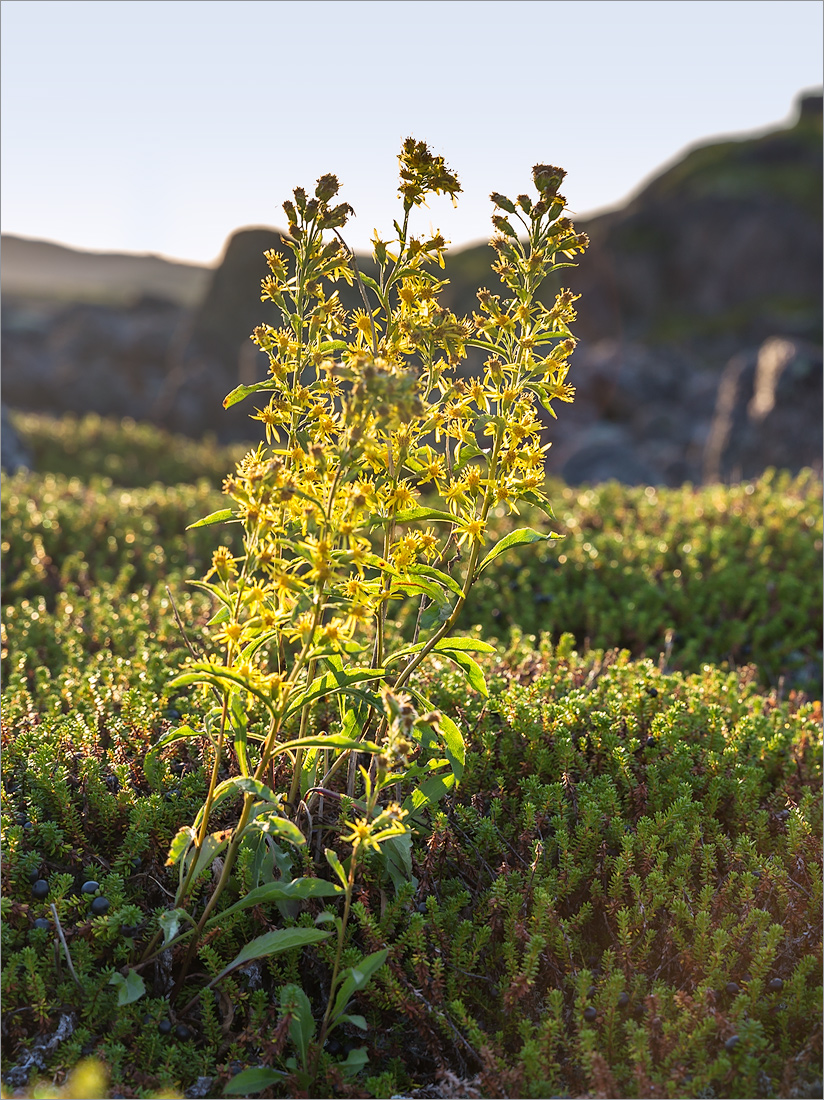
[
  {"left": 1, "top": 295, "right": 185, "bottom": 426},
  {"left": 151, "top": 228, "right": 288, "bottom": 440},
  {"left": 1, "top": 94, "right": 820, "bottom": 481},
  {"left": 703, "top": 337, "right": 823, "bottom": 482},
  {"left": 563, "top": 91, "right": 823, "bottom": 351}
]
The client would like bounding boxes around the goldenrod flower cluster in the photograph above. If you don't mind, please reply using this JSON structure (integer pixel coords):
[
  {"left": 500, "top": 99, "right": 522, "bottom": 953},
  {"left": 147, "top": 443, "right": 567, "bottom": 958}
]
[{"left": 198, "top": 143, "right": 586, "bottom": 722}]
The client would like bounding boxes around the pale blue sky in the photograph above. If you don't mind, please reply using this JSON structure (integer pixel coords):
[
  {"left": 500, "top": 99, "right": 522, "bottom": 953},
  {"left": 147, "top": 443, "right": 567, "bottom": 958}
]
[{"left": 2, "top": 0, "right": 822, "bottom": 264}]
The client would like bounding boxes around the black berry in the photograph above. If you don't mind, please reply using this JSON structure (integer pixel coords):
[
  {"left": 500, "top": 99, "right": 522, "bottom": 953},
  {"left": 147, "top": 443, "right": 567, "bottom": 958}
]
[
  {"left": 32, "top": 918, "right": 52, "bottom": 931},
  {"left": 31, "top": 879, "right": 49, "bottom": 900},
  {"left": 617, "top": 992, "right": 630, "bottom": 1008},
  {"left": 725, "top": 1035, "right": 740, "bottom": 1052},
  {"left": 174, "top": 1024, "right": 192, "bottom": 1041},
  {"left": 81, "top": 880, "right": 100, "bottom": 894},
  {"left": 725, "top": 982, "right": 740, "bottom": 996},
  {"left": 158, "top": 1019, "right": 172, "bottom": 1035},
  {"left": 583, "top": 1006, "right": 597, "bottom": 1022},
  {"left": 768, "top": 977, "right": 784, "bottom": 992},
  {"left": 90, "top": 896, "right": 110, "bottom": 916}
]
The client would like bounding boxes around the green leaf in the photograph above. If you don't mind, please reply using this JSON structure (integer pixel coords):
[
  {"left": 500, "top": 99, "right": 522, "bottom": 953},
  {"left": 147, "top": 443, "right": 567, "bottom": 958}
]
[
  {"left": 386, "top": 634, "right": 495, "bottom": 666},
  {"left": 280, "top": 983, "right": 315, "bottom": 1067},
  {"left": 229, "top": 694, "right": 249, "bottom": 779},
  {"left": 207, "top": 877, "right": 343, "bottom": 926},
  {"left": 170, "top": 664, "right": 277, "bottom": 718},
  {"left": 186, "top": 508, "right": 236, "bottom": 530},
  {"left": 108, "top": 969, "right": 146, "bottom": 1006},
  {"left": 476, "top": 527, "right": 553, "bottom": 574},
  {"left": 407, "top": 563, "right": 464, "bottom": 599},
  {"left": 325, "top": 848, "right": 349, "bottom": 890},
  {"left": 434, "top": 636, "right": 496, "bottom": 654},
  {"left": 245, "top": 811, "right": 307, "bottom": 849},
  {"left": 223, "top": 1067, "right": 285, "bottom": 1095},
  {"left": 185, "top": 831, "right": 229, "bottom": 887},
  {"left": 147, "top": 724, "right": 201, "bottom": 757},
  {"left": 166, "top": 826, "right": 195, "bottom": 867},
  {"left": 390, "top": 577, "right": 446, "bottom": 604},
  {"left": 284, "top": 667, "right": 386, "bottom": 719},
  {"left": 379, "top": 831, "right": 415, "bottom": 894},
  {"left": 392, "top": 506, "right": 455, "bottom": 524},
  {"left": 272, "top": 731, "right": 383, "bottom": 761},
  {"left": 405, "top": 772, "right": 456, "bottom": 813},
  {"left": 338, "top": 1013, "right": 368, "bottom": 1030},
  {"left": 339, "top": 1046, "right": 369, "bottom": 1077},
  {"left": 223, "top": 380, "right": 277, "bottom": 409},
  {"left": 210, "top": 927, "right": 331, "bottom": 988},
  {"left": 430, "top": 709, "right": 465, "bottom": 778},
  {"left": 158, "top": 907, "right": 193, "bottom": 947},
  {"left": 437, "top": 647, "right": 489, "bottom": 698},
  {"left": 207, "top": 604, "right": 231, "bottom": 626},
  {"left": 330, "top": 948, "right": 389, "bottom": 1024},
  {"left": 186, "top": 579, "right": 234, "bottom": 608}
]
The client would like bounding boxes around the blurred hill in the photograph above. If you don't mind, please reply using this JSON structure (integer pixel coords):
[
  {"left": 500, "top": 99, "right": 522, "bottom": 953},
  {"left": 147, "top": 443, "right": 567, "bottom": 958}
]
[
  {"left": 2, "top": 91, "right": 821, "bottom": 484},
  {"left": 0, "top": 234, "right": 210, "bottom": 307}
]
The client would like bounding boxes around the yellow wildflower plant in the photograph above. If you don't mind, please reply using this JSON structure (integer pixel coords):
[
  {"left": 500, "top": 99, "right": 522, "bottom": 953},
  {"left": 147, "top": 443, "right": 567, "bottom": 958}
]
[{"left": 146, "top": 146, "right": 585, "bottom": 1057}]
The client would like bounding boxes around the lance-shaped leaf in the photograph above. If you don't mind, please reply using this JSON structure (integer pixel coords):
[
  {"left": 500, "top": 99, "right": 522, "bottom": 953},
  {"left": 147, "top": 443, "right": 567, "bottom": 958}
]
[
  {"left": 407, "top": 563, "right": 464, "bottom": 599},
  {"left": 386, "top": 634, "right": 494, "bottom": 665},
  {"left": 193, "top": 776, "right": 282, "bottom": 831},
  {"left": 169, "top": 664, "right": 277, "bottom": 718},
  {"left": 436, "top": 647, "right": 489, "bottom": 698},
  {"left": 330, "top": 949, "right": 389, "bottom": 1025},
  {"left": 206, "top": 877, "right": 343, "bottom": 926},
  {"left": 186, "top": 508, "right": 236, "bottom": 530},
  {"left": 187, "top": 580, "right": 234, "bottom": 607},
  {"left": 223, "top": 1067, "right": 285, "bottom": 1095},
  {"left": 476, "top": 527, "right": 560, "bottom": 574},
  {"left": 391, "top": 506, "right": 456, "bottom": 524},
  {"left": 208, "top": 927, "right": 331, "bottom": 990},
  {"left": 283, "top": 667, "right": 386, "bottom": 719},
  {"left": 280, "top": 983, "right": 315, "bottom": 1067},
  {"left": 389, "top": 576, "right": 447, "bottom": 604},
  {"left": 158, "top": 907, "right": 194, "bottom": 947},
  {"left": 405, "top": 771, "right": 456, "bottom": 812},
  {"left": 271, "top": 731, "right": 383, "bottom": 761},
  {"left": 325, "top": 847, "right": 349, "bottom": 891},
  {"left": 223, "top": 379, "right": 278, "bottom": 409},
  {"left": 147, "top": 724, "right": 201, "bottom": 757},
  {"left": 229, "top": 693, "right": 250, "bottom": 778}
]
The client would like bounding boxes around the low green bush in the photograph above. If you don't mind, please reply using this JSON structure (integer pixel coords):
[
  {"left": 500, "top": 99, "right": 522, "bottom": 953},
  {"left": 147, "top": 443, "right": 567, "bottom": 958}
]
[
  {"left": 1, "top": 628, "right": 820, "bottom": 1098},
  {"left": 4, "top": 463, "right": 821, "bottom": 691},
  {"left": 464, "top": 470, "right": 822, "bottom": 693},
  {"left": 10, "top": 410, "right": 251, "bottom": 489}
]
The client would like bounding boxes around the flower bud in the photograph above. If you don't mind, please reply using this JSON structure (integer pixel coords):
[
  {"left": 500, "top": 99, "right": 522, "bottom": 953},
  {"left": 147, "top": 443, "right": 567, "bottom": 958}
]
[
  {"left": 532, "top": 164, "right": 566, "bottom": 196},
  {"left": 492, "top": 215, "right": 518, "bottom": 239},
  {"left": 490, "top": 192, "right": 517, "bottom": 214},
  {"left": 315, "top": 173, "right": 340, "bottom": 202}
]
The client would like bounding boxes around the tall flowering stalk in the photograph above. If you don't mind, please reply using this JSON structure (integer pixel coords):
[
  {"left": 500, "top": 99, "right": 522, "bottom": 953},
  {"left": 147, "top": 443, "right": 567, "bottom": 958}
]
[{"left": 138, "top": 141, "right": 587, "bottom": 1037}]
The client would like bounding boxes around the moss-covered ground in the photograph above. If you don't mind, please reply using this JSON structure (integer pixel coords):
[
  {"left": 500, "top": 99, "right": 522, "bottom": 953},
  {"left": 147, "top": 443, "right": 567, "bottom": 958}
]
[{"left": 2, "top": 414, "right": 821, "bottom": 1099}]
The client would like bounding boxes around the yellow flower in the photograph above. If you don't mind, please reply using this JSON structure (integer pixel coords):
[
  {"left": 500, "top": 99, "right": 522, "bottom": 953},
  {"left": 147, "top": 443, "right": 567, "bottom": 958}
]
[
  {"left": 386, "top": 481, "right": 417, "bottom": 511},
  {"left": 455, "top": 515, "right": 486, "bottom": 547}
]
